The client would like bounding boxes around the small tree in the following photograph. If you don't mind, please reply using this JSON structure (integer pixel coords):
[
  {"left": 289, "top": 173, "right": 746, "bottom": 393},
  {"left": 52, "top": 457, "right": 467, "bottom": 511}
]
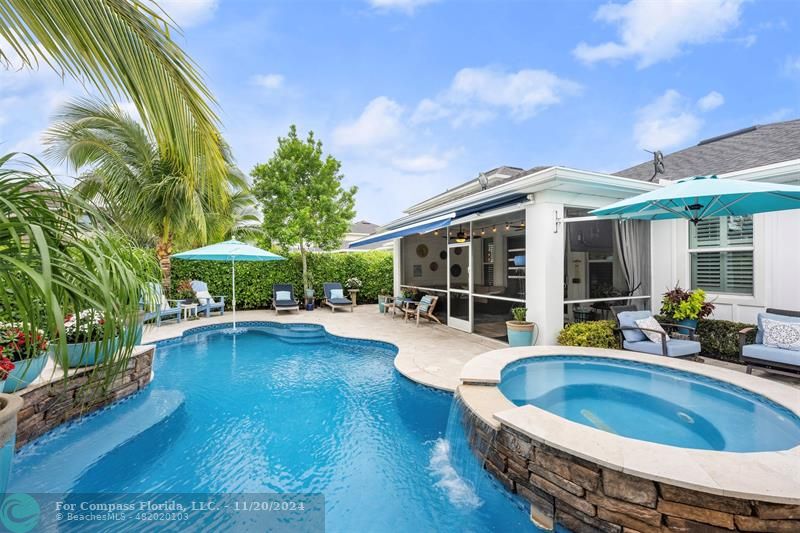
[{"left": 251, "top": 126, "right": 357, "bottom": 293}]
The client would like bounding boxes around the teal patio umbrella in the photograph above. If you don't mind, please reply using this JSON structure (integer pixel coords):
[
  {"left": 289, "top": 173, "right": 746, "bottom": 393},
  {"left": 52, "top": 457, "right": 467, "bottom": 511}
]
[
  {"left": 592, "top": 175, "right": 800, "bottom": 223},
  {"left": 172, "top": 239, "right": 285, "bottom": 329}
]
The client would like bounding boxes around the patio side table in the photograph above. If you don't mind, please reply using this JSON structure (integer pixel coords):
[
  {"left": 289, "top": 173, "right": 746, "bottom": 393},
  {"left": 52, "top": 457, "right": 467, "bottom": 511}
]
[
  {"left": 182, "top": 303, "right": 198, "bottom": 320},
  {"left": 347, "top": 289, "right": 359, "bottom": 306}
]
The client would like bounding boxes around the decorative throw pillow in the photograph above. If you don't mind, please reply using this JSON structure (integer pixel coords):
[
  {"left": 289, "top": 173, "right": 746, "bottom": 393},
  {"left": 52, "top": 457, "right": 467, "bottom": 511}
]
[
  {"left": 195, "top": 290, "right": 214, "bottom": 305},
  {"left": 275, "top": 290, "right": 291, "bottom": 301},
  {"left": 330, "top": 289, "right": 344, "bottom": 300},
  {"left": 635, "top": 316, "right": 667, "bottom": 344},
  {"left": 160, "top": 294, "right": 172, "bottom": 311},
  {"left": 761, "top": 318, "right": 800, "bottom": 351}
]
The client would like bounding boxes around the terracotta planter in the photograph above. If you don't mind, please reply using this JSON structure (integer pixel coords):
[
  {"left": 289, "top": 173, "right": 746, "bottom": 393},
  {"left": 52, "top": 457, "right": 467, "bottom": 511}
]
[
  {"left": 0, "top": 393, "right": 23, "bottom": 494},
  {"left": 506, "top": 321, "right": 538, "bottom": 347}
]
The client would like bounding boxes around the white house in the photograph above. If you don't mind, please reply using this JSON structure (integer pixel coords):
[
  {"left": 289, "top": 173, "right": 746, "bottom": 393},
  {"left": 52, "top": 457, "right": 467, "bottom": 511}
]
[{"left": 350, "top": 120, "right": 800, "bottom": 344}]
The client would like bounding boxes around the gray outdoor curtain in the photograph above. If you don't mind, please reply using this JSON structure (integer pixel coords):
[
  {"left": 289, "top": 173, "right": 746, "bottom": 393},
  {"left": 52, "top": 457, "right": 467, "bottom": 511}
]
[{"left": 613, "top": 220, "right": 650, "bottom": 297}]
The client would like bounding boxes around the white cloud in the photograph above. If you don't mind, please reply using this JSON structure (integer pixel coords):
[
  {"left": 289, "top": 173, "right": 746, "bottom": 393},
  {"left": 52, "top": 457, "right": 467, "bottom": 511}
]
[
  {"left": 252, "top": 73, "right": 285, "bottom": 90},
  {"left": 391, "top": 149, "right": 460, "bottom": 173},
  {"left": 332, "top": 96, "right": 405, "bottom": 148},
  {"left": 367, "top": 0, "right": 438, "bottom": 14},
  {"left": 574, "top": 0, "right": 745, "bottom": 68},
  {"left": 783, "top": 56, "right": 800, "bottom": 76},
  {"left": 414, "top": 66, "right": 580, "bottom": 127},
  {"left": 158, "top": 0, "right": 219, "bottom": 28},
  {"left": 697, "top": 91, "right": 724, "bottom": 112},
  {"left": 633, "top": 90, "right": 702, "bottom": 150}
]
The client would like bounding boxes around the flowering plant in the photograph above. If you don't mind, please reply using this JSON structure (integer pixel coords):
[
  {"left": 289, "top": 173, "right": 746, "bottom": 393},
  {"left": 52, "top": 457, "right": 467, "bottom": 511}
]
[
  {"left": 0, "top": 323, "right": 48, "bottom": 362},
  {"left": 63, "top": 309, "right": 113, "bottom": 344},
  {"left": 345, "top": 277, "right": 362, "bottom": 290}
]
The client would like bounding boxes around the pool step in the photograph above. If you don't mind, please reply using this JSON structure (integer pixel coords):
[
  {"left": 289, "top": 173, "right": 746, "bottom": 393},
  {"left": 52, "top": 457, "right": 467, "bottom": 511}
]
[{"left": 11, "top": 389, "right": 185, "bottom": 492}]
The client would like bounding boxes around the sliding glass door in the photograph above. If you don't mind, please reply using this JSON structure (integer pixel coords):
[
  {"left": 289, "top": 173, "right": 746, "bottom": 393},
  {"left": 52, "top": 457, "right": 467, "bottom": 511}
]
[{"left": 448, "top": 243, "right": 471, "bottom": 332}]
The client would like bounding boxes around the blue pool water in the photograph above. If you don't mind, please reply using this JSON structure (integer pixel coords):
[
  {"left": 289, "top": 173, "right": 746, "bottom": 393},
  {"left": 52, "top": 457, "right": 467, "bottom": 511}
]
[
  {"left": 499, "top": 356, "right": 800, "bottom": 452},
  {"left": 11, "top": 324, "right": 538, "bottom": 532}
]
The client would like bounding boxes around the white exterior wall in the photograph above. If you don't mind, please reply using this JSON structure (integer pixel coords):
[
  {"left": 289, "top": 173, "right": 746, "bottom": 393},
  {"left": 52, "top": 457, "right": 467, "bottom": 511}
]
[
  {"left": 650, "top": 210, "right": 800, "bottom": 324},
  {"left": 525, "top": 202, "right": 565, "bottom": 344}
]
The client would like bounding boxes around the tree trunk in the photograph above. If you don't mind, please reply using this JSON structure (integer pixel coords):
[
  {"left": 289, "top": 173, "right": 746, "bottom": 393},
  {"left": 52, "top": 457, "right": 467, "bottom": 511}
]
[
  {"left": 300, "top": 241, "right": 309, "bottom": 292},
  {"left": 156, "top": 235, "right": 173, "bottom": 290}
]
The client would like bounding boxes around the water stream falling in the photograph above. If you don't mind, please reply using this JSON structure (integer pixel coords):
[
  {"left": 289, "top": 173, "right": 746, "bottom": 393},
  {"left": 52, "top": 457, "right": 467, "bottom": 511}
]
[{"left": 430, "top": 394, "right": 508, "bottom": 511}]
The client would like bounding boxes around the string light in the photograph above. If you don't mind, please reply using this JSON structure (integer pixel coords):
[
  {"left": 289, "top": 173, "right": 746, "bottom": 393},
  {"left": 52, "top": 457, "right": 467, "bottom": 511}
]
[
  {"left": 492, "top": 226, "right": 497, "bottom": 232},
  {"left": 505, "top": 222, "right": 510, "bottom": 230}
]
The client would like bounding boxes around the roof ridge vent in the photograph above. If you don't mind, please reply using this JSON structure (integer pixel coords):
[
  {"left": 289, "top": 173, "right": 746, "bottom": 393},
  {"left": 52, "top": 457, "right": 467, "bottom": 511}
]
[{"left": 697, "top": 125, "right": 758, "bottom": 146}]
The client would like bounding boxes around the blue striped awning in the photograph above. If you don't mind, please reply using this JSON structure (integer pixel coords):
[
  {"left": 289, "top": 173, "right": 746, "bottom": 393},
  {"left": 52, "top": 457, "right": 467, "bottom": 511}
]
[{"left": 348, "top": 213, "right": 454, "bottom": 248}]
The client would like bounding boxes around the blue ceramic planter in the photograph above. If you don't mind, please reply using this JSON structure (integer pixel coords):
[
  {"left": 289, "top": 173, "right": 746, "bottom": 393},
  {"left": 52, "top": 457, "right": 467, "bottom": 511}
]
[
  {"left": 64, "top": 337, "right": 118, "bottom": 368},
  {"left": 2, "top": 353, "right": 48, "bottom": 393},
  {"left": 507, "top": 322, "right": 537, "bottom": 347},
  {"left": 677, "top": 318, "right": 698, "bottom": 335}
]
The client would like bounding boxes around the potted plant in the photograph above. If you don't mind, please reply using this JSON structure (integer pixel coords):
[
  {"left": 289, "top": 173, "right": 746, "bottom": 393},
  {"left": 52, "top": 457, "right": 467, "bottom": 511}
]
[
  {"left": 174, "top": 279, "right": 196, "bottom": 304},
  {"left": 506, "top": 307, "right": 538, "bottom": 347},
  {"left": 60, "top": 309, "right": 120, "bottom": 368},
  {"left": 345, "top": 277, "right": 362, "bottom": 305},
  {"left": 660, "top": 286, "right": 715, "bottom": 334},
  {"left": 0, "top": 323, "right": 48, "bottom": 393}
]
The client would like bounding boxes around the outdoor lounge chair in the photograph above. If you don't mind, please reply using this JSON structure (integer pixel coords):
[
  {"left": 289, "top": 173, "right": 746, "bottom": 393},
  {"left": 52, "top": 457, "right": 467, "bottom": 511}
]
[
  {"left": 272, "top": 284, "right": 300, "bottom": 314},
  {"left": 322, "top": 283, "right": 353, "bottom": 312},
  {"left": 739, "top": 308, "right": 800, "bottom": 375},
  {"left": 142, "top": 282, "right": 182, "bottom": 326},
  {"left": 610, "top": 305, "right": 701, "bottom": 358},
  {"left": 402, "top": 294, "right": 441, "bottom": 326},
  {"left": 190, "top": 280, "right": 225, "bottom": 317}
]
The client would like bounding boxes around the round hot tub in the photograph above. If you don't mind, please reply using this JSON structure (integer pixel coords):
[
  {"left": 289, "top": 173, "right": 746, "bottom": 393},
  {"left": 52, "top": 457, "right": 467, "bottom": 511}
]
[
  {"left": 457, "top": 346, "right": 800, "bottom": 532},
  {"left": 499, "top": 355, "right": 800, "bottom": 452}
]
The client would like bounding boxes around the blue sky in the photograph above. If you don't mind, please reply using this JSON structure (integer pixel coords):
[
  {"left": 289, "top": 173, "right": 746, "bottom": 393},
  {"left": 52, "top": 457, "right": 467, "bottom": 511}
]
[{"left": 2, "top": 0, "right": 800, "bottom": 223}]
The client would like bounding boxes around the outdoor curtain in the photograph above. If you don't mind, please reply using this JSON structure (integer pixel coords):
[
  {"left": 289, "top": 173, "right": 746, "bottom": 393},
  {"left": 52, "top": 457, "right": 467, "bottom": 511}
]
[{"left": 613, "top": 219, "right": 650, "bottom": 298}]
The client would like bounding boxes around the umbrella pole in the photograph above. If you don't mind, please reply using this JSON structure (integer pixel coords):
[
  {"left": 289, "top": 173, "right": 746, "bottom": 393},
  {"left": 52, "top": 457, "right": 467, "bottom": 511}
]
[{"left": 232, "top": 257, "right": 236, "bottom": 329}]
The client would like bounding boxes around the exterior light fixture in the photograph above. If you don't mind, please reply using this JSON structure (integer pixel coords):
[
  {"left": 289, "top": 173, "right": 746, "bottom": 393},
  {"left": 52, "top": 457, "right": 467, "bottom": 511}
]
[
  {"left": 505, "top": 222, "right": 510, "bottom": 230},
  {"left": 481, "top": 228, "right": 485, "bottom": 235},
  {"left": 492, "top": 226, "right": 497, "bottom": 232},
  {"left": 455, "top": 225, "right": 466, "bottom": 243}
]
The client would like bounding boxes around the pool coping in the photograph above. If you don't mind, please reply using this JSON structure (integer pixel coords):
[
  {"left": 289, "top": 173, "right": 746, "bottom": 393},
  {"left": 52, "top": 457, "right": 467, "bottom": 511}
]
[{"left": 458, "top": 346, "right": 800, "bottom": 505}]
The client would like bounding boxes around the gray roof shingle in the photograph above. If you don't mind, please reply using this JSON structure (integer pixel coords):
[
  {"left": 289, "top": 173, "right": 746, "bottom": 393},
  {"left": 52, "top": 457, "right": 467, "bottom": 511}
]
[{"left": 614, "top": 119, "right": 800, "bottom": 181}]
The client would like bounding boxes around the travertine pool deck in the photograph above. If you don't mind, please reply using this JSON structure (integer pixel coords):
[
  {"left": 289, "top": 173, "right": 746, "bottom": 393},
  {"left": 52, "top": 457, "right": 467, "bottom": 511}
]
[
  {"left": 142, "top": 305, "right": 800, "bottom": 393},
  {"left": 142, "top": 305, "right": 504, "bottom": 391}
]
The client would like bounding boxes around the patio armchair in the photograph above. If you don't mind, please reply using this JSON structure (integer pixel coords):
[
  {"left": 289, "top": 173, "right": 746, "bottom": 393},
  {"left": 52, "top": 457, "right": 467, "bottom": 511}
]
[
  {"left": 610, "top": 305, "right": 701, "bottom": 358},
  {"left": 384, "top": 295, "right": 408, "bottom": 319},
  {"left": 141, "top": 282, "right": 182, "bottom": 326},
  {"left": 402, "top": 294, "right": 441, "bottom": 326},
  {"left": 739, "top": 308, "right": 800, "bottom": 375},
  {"left": 322, "top": 283, "right": 353, "bottom": 312},
  {"left": 272, "top": 284, "right": 300, "bottom": 314},
  {"left": 190, "top": 280, "right": 225, "bottom": 317}
]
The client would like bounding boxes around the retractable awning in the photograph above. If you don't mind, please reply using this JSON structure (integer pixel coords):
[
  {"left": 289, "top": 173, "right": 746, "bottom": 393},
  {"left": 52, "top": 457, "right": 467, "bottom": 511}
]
[{"left": 348, "top": 212, "right": 455, "bottom": 248}]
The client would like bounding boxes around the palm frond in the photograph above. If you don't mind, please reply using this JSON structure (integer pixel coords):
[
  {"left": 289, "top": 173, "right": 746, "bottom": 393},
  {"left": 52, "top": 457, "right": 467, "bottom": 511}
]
[{"left": 0, "top": 0, "right": 227, "bottom": 190}]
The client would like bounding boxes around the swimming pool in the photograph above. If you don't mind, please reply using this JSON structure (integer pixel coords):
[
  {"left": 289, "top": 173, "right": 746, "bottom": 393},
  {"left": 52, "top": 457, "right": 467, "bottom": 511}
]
[
  {"left": 499, "top": 355, "right": 800, "bottom": 452},
  {"left": 11, "top": 323, "right": 537, "bottom": 532}
]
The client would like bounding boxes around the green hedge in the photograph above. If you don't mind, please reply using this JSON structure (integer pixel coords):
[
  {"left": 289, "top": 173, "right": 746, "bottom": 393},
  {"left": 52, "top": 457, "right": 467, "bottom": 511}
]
[
  {"left": 695, "top": 318, "right": 755, "bottom": 363},
  {"left": 557, "top": 318, "right": 756, "bottom": 363},
  {"left": 557, "top": 320, "right": 620, "bottom": 349},
  {"left": 170, "top": 251, "right": 393, "bottom": 309}
]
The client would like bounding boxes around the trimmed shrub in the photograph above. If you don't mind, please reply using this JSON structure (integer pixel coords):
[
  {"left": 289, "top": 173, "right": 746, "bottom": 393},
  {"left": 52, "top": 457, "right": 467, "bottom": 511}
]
[
  {"left": 170, "top": 251, "right": 393, "bottom": 309},
  {"left": 557, "top": 320, "right": 620, "bottom": 349},
  {"left": 696, "top": 318, "right": 755, "bottom": 363}
]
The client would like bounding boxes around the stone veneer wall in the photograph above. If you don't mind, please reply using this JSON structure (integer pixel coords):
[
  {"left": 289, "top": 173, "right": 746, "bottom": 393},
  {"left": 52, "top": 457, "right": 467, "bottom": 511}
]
[
  {"left": 14, "top": 345, "right": 155, "bottom": 449},
  {"left": 461, "top": 402, "right": 800, "bottom": 533}
]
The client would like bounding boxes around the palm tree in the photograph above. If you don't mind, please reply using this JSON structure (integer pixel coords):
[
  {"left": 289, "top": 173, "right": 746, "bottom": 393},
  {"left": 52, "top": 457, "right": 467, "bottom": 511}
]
[
  {"left": 44, "top": 99, "right": 254, "bottom": 287},
  {"left": 0, "top": 0, "right": 228, "bottom": 186},
  {"left": 0, "top": 152, "right": 157, "bottom": 383}
]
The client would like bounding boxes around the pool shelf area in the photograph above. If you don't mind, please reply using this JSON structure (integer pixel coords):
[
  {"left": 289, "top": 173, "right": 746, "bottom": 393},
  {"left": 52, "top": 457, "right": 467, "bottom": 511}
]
[{"left": 458, "top": 346, "right": 800, "bottom": 533}]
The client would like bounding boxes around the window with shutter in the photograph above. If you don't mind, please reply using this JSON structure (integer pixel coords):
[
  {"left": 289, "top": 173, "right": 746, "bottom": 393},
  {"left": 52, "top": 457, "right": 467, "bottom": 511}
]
[{"left": 689, "top": 216, "right": 753, "bottom": 295}]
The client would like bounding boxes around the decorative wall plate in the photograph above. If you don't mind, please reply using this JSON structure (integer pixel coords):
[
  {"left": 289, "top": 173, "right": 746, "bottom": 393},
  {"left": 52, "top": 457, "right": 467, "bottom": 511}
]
[{"left": 416, "top": 244, "right": 429, "bottom": 258}]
